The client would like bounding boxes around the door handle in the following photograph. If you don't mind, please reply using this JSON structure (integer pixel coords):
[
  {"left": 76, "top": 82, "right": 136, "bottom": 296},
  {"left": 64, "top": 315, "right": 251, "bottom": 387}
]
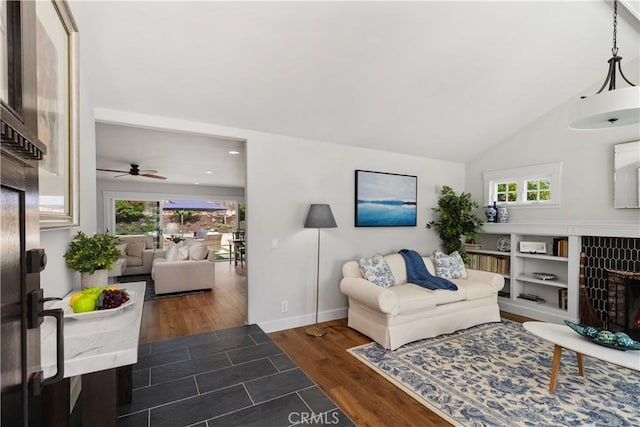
[
  {"left": 28, "top": 289, "right": 65, "bottom": 395},
  {"left": 40, "top": 308, "right": 64, "bottom": 387}
]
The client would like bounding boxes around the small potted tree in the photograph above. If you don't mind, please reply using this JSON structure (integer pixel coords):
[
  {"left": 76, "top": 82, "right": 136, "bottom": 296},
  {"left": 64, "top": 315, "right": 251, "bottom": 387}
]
[
  {"left": 426, "top": 186, "right": 483, "bottom": 263},
  {"left": 64, "top": 231, "right": 121, "bottom": 288}
]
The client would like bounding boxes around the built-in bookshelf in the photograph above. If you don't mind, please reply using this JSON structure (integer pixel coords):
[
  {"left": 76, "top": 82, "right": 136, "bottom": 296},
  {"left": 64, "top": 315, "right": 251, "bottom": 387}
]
[
  {"left": 468, "top": 229, "right": 579, "bottom": 324},
  {"left": 466, "top": 243, "right": 511, "bottom": 299},
  {"left": 468, "top": 251, "right": 510, "bottom": 276}
]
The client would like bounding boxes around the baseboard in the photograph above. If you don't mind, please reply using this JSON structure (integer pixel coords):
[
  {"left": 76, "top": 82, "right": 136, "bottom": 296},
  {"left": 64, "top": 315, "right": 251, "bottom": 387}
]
[{"left": 258, "top": 307, "right": 347, "bottom": 333}]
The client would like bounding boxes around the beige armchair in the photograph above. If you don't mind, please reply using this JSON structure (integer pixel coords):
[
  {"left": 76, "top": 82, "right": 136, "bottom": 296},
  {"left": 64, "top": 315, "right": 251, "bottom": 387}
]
[{"left": 117, "top": 235, "right": 158, "bottom": 276}]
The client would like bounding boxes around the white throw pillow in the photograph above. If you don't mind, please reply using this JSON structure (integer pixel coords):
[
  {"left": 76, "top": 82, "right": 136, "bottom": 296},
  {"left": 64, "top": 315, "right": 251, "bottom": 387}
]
[
  {"left": 433, "top": 250, "right": 467, "bottom": 279},
  {"left": 177, "top": 246, "right": 190, "bottom": 260},
  {"left": 165, "top": 241, "right": 183, "bottom": 262},
  {"left": 189, "top": 244, "right": 209, "bottom": 261},
  {"left": 358, "top": 254, "right": 395, "bottom": 287},
  {"left": 184, "top": 238, "right": 199, "bottom": 248},
  {"left": 126, "top": 241, "right": 145, "bottom": 258}
]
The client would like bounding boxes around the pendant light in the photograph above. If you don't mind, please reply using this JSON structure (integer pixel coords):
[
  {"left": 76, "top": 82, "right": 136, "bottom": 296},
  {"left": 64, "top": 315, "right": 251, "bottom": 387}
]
[{"left": 569, "top": 0, "right": 639, "bottom": 129}]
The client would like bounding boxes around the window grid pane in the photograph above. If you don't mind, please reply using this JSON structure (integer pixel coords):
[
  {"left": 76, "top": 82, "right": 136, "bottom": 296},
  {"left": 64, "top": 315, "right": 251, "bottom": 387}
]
[
  {"left": 495, "top": 181, "right": 518, "bottom": 204},
  {"left": 523, "top": 179, "right": 553, "bottom": 203}
]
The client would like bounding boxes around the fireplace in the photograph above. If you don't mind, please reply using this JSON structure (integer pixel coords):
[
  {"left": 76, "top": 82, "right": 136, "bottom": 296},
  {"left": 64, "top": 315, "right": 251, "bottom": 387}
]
[
  {"left": 582, "top": 236, "right": 640, "bottom": 329},
  {"left": 607, "top": 270, "right": 640, "bottom": 341}
]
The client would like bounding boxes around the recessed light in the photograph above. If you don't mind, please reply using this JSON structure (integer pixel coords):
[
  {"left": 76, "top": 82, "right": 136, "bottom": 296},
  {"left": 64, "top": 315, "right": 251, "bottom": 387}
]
[
  {"left": 194, "top": 182, "right": 199, "bottom": 185},
  {"left": 205, "top": 171, "right": 213, "bottom": 174},
  {"left": 229, "top": 150, "right": 240, "bottom": 155}
]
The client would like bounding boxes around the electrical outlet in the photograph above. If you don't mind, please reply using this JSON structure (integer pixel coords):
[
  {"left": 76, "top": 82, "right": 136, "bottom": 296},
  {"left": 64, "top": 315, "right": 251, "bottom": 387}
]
[{"left": 281, "top": 300, "right": 288, "bottom": 313}]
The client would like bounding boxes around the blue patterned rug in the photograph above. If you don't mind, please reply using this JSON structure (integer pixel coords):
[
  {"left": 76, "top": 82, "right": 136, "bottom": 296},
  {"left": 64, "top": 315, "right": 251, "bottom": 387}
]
[{"left": 348, "top": 320, "right": 640, "bottom": 426}]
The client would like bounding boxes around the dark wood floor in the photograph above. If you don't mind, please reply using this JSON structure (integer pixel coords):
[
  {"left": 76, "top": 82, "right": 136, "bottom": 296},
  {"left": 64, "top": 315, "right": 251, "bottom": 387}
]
[
  {"left": 139, "top": 276, "right": 528, "bottom": 426},
  {"left": 271, "top": 311, "right": 530, "bottom": 427},
  {"left": 139, "top": 261, "right": 247, "bottom": 344}
]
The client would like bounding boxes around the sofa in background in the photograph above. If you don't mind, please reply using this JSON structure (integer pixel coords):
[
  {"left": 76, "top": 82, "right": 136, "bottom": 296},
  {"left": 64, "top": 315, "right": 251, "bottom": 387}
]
[
  {"left": 193, "top": 230, "right": 223, "bottom": 252},
  {"left": 151, "top": 239, "right": 215, "bottom": 295},
  {"left": 340, "top": 253, "right": 504, "bottom": 350},
  {"left": 117, "top": 235, "right": 157, "bottom": 276}
]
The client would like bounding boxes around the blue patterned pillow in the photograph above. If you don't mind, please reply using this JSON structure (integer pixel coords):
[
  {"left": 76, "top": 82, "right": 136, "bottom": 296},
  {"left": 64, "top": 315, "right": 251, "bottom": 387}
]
[
  {"left": 433, "top": 250, "right": 467, "bottom": 279},
  {"left": 358, "top": 254, "right": 396, "bottom": 287}
]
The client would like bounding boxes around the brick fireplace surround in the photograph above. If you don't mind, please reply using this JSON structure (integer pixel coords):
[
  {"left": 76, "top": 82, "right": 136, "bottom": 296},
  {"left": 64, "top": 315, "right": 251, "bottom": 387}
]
[{"left": 582, "top": 236, "right": 640, "bottom": 331}]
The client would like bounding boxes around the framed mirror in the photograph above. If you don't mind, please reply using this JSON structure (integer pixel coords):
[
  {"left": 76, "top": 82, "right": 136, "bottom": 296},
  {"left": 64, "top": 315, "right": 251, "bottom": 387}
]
[{"left": 614, "top": 141, "right": 640, "bottom": 208}]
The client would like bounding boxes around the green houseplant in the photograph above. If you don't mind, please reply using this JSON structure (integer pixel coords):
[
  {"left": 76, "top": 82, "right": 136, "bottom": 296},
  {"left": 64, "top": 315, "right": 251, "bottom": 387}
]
[
  {"left": 64, "top": 232, "right": 121, "bottom": 288},
  {"left": 426, "top": 186, "right": 483, "bottom": 262}
]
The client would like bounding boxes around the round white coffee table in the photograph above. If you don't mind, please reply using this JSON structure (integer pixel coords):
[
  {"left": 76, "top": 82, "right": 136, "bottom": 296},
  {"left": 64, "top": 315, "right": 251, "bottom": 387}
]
[{"left": 523, "top": 321, "right": 640, "bottom": 392}]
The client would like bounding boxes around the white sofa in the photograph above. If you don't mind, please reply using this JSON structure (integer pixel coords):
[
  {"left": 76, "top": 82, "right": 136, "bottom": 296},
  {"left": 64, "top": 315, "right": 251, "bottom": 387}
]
[
  {"left": 340, "top": 253, "right": 504, "bottom": 350},
  {"left": 151, "top": 240, "right": 215, "bottom": 295}
]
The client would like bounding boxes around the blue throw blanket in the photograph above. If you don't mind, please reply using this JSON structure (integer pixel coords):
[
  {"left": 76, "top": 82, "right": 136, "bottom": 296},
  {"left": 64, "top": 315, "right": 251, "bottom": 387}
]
[{"left": 398, "top": 249, "right": 458, "bottom": 291}]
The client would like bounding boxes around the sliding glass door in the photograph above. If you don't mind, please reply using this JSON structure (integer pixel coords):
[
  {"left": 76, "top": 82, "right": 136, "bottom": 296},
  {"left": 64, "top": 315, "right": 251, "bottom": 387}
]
[{"left": 114, "top": 200, "right": 161, "bottom": 248}]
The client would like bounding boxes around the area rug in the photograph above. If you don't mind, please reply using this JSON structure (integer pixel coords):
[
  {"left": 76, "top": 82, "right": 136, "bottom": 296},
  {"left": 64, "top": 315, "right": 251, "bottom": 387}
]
[
  {"left": 348, "top": 320, "right": 640, "bottom": 426},
  {"left": 116, "top": 274, "right": 207, "bottom": 301}
]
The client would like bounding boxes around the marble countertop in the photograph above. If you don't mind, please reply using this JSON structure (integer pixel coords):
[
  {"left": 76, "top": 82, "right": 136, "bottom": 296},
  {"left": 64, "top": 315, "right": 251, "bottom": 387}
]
[{"left": 41, "top": 282, "right": 145, "bottom": 379}]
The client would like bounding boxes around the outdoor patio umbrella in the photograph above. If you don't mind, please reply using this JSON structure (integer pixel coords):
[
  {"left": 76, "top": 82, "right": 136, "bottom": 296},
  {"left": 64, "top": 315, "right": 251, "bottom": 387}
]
[{"left": 163, "top": 200, "right": 228, "bottom": 236}]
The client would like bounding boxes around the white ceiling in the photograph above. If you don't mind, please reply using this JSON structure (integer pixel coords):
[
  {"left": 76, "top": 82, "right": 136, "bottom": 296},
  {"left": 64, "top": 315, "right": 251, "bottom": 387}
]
[
  {"left": 95, "top": 123, "right": 246, "bottom": 187},
  {"left": 73, "top": 1, "right": 640, "bottom": 186}
]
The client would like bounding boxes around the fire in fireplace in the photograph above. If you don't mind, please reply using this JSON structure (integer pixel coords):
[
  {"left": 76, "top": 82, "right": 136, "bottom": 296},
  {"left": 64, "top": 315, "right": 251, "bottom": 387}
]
[{"left": 607, "top": 270, "right": 640, "bottom": 341}]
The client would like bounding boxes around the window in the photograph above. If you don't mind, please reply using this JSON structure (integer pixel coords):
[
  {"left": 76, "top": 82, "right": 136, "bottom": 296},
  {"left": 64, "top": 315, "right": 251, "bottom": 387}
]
[
  {"left": 496, "top": 182, "right": 518, "bottom": 203},
  {"left": 525, "top": 179, "right": 551, "bottom": 202},
  {"left": 483, "top": 162, "right": 562, "bottom": 207}
]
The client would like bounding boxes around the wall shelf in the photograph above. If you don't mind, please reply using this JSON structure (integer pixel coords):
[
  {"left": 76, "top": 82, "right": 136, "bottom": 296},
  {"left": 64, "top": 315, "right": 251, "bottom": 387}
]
[
  {"left": 467, "top": 249, "right": 509, "bottom": 256},
  {"left": 473, "top": 231, "right": 580, "bottom": 324},
  {"left": 516, "top": 274, "right": 568, "bottom": 288},
  {"left": 515, "top": 253, "right": 568, "bottom": 262}
]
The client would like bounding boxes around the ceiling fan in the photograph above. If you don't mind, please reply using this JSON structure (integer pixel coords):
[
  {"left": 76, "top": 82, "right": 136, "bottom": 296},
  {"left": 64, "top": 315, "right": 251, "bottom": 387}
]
[{"left": 96, "top": 163, "right": 167, "bottom": 180}]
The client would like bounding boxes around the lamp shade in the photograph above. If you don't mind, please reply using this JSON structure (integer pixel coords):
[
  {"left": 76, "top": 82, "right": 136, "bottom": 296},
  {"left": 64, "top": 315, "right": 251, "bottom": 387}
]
[
  {"left": 569, "top": 86, "right": 640, "bottom": 130},
  {"left": 304, "top": 204, "right": 337, "bottom": 229}
]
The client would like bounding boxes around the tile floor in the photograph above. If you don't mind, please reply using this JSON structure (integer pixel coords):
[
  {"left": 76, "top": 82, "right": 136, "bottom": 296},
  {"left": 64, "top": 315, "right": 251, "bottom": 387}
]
[{"left": 116, "top": 324, "right": 352, "bottom": 426}]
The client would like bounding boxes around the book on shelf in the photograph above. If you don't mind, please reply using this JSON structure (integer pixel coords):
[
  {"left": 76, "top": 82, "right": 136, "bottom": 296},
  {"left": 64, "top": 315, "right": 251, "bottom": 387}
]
[
  {"left": 468, "top": 253, "right": 510, "bottom": 275},
  {"left": 552, "top": 238, "right": 568, "bottom": 257},
  {"left": 558, "top": 288, "right": 568, "bottom": 309}
]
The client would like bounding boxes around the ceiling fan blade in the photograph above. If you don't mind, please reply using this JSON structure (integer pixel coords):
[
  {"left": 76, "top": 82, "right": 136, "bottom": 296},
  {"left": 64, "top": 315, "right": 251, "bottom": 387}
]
[
  {"left": 139, "top": 169, "right": 158, "bottom": 174},
  {"left": 140, "top": 173, "right": 167, "bottom": 180},
  {"left": 97, "top": 168, "right": 129, "bottom": 173},
  {"left": 114, "top": 173, "right": 130, "bottom": 178}
]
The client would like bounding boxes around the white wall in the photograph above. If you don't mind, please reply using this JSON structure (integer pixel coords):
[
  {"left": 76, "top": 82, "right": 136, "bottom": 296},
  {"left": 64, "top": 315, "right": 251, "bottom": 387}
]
[
  {"left": 246, "top": 136, "right": 464, "bottom": 331},
  {"left": 40, "top": 31, "right": 98, "bottom": 298},
  {"left": 466, "top": 60, "right": 640, "bottom": 231},
  {"left": 92, "top": 109, "right": 464, "bottom": 331},
  {"left": 95, "top": 179, "right": 245, "bottom": 233}
]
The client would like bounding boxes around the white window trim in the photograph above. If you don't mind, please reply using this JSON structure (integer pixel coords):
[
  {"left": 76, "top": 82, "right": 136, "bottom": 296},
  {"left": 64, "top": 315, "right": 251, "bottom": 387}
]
[{"left": 482, "top": 162, "right": 562, "bottom": 208}]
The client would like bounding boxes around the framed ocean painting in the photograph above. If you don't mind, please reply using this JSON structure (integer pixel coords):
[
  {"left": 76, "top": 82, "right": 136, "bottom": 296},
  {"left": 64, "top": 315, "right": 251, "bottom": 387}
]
[{"left": 355, "top": 170, "right": 417, "bottom": 227}]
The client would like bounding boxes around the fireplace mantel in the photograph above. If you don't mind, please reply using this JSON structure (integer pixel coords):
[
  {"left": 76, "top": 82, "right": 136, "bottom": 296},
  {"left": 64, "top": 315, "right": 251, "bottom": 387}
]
[{"left": 483, "top": 222, "right": 639, "bottom": 238}]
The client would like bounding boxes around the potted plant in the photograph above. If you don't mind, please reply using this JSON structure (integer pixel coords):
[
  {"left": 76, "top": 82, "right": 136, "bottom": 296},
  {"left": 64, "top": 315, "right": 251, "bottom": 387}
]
[
  {"left": 426, "top": 186, "right": 483, "bottom": 263},
  {"left": 64, "top": 231, "right": 121, "bottom": 288}
]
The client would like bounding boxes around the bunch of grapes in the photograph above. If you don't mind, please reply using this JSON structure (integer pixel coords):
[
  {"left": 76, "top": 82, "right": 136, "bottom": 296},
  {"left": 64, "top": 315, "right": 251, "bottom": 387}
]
[{"left": 97, "top": 289, "right": 130, "bottom": 310}]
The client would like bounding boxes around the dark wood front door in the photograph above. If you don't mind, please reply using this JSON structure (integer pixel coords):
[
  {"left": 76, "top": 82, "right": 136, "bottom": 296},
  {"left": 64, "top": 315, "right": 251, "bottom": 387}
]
[
  {"left": 1, "top": 182, "right": 28, "bottom": 426},
  {"left": 2, "top": 0, "right": 50, "bottom": 423},
  {"left": 1, "top": 153, "right": 43, "bottom": 426}
]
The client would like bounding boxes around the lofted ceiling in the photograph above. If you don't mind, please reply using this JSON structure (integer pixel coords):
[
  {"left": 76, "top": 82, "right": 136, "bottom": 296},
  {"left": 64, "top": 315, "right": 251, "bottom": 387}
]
[{"left": 72, "top": 1, "right": 640, "bottom": 186}]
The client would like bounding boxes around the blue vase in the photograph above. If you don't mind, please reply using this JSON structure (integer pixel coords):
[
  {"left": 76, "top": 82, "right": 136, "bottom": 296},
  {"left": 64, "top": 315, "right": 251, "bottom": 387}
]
[{"left": 485, "top": 205, "right": 497, "bottom": 223}]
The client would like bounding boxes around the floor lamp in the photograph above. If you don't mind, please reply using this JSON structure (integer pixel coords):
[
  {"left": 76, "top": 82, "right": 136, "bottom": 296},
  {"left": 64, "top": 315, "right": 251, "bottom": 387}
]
[{"left": 304, "top": 204, "right": 337, "bottom": 337}]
